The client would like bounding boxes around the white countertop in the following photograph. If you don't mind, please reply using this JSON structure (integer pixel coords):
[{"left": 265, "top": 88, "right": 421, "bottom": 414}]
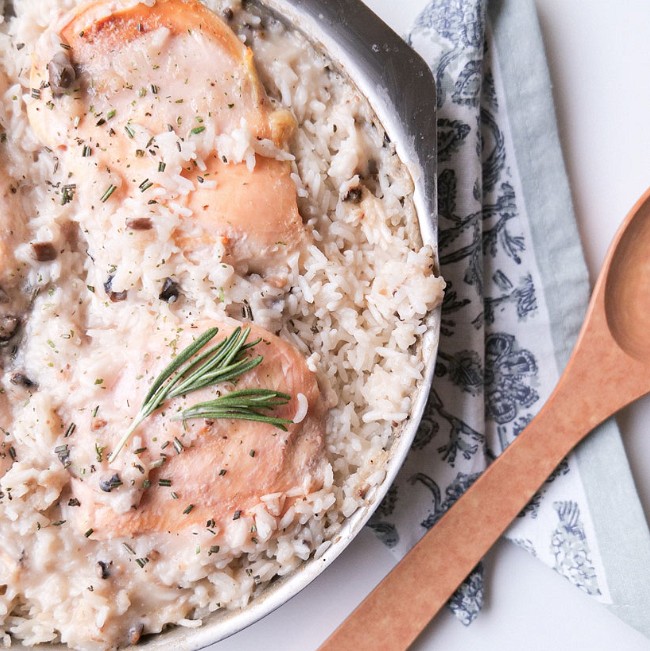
[{"left": 211, "top": 2, "right": 650, "bottom": 649}]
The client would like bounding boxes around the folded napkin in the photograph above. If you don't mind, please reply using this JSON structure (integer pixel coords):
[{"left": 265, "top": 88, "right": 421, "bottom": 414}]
[{"left": 368, "top": 0, "right": 650, "bottom": 636}]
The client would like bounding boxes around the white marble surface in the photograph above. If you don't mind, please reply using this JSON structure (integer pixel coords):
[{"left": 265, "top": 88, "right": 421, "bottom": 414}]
[{"left": 210, "top": 2, "right": 650, "bottom": 649}]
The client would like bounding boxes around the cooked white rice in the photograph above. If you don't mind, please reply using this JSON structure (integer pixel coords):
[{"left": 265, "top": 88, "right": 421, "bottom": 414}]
[{"left": 0, "top": 0, "right": 444, "bottom": 648}]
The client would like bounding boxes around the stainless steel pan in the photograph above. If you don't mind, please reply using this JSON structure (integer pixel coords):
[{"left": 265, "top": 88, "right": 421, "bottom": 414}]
[{"left": 12, "top": 0, "right": 440, "bottom": 647}]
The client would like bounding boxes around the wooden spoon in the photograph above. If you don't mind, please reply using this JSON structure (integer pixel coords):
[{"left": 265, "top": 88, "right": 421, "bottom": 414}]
[{"left": 319, "top": 187, "right": 650, "bottom": 651}]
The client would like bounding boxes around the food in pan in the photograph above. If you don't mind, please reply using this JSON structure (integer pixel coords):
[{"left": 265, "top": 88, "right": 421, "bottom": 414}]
[{"left": 0, "top": 0, "right": 443, "bottom": 647}]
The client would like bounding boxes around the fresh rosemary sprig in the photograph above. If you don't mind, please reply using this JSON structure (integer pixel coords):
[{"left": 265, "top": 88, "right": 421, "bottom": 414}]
[
  {"left": 108, "top": 327, "right": 291, "bottom": 463},
  {"left": 173, "top": 388, "right": 291, "bottom": 430}
]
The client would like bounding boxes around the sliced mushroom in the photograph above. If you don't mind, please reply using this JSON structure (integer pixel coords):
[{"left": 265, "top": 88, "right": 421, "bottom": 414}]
[
  {"left": 31, "top": 242, "right": 57, "bottom": 262},
  {"left": 10, "top": 373, "right": 37, "bottom": 389},
  {"left": 47, "top": 51, "right": 78, "bottom": 97},
  {"left": 0, "top": 315, "right": 20, "bottom": 345},
  {"left": 103, "top": 276, "right": 128, "bottom": 302},
  {"left": 158, "top": 278, "right": 180, "bottom": 303}
]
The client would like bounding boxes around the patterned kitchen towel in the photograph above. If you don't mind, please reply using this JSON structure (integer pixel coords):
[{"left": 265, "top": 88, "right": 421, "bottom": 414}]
[{"left": 368, "top": 0, "right": 650, "bottom": 636}]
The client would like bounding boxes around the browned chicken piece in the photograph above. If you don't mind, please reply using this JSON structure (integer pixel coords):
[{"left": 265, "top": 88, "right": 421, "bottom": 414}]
[
  {"left": 28, "top": 0, "right": 304, "bottom": 274},
  {"left": 180, "top": 155, "right": 304, "bottom": 273},
  {"left": 68, "top": 321, "right": 327, "bottom": 538}
]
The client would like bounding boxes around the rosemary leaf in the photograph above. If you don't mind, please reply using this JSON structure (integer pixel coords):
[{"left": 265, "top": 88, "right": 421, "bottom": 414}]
[
  {"left": 108, "top": 327, "right": 291, "bottom": 462},
  {"left": 174, "top": 389, "right": 292, "bottom": 431},
  {"left": 100, "top": 184, "right": 117, "bottom": 203},
  {"left": 143, "top": 327, "right": 218, "bottom": 405}
]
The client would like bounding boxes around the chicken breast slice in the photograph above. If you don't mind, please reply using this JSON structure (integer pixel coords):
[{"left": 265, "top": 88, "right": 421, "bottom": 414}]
[
  {"left": 178, "top": 155, "right": 304, "bottom": 273},
  {"left": 29, "top": 0, "right": 292, "bottom": 150},
  {"left": 28, "top": 0, "right": 304, "bottom": 273},
  {"left": 62, "top": 321, "right": 327, "bottom": 538}
]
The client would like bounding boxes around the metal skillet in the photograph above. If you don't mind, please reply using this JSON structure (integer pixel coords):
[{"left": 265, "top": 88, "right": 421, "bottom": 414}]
[{"left": 9, "top": 0, "right": 440, "bottom": 647}]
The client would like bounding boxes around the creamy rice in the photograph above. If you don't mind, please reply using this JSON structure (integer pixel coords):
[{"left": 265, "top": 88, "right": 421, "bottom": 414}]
[{"left": 0, "top": 1, "right": 444, "bottom": 648}]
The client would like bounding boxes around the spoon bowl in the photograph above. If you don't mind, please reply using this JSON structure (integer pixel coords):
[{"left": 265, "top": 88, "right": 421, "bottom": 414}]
[
  {"left": 606, "top": 193, "right": 650, "bottom": 360},
  {"left": 319, "top": 187, "right": 650, "bottom": 651}
]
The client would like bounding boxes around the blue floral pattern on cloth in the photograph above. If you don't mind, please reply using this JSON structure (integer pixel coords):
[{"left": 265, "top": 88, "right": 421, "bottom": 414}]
[
  {"left": 552, "top": 501, "right": 601, "bottom": 596},
  {"left": 368, "top": 0, "right": 606, "bottom": 625}
]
